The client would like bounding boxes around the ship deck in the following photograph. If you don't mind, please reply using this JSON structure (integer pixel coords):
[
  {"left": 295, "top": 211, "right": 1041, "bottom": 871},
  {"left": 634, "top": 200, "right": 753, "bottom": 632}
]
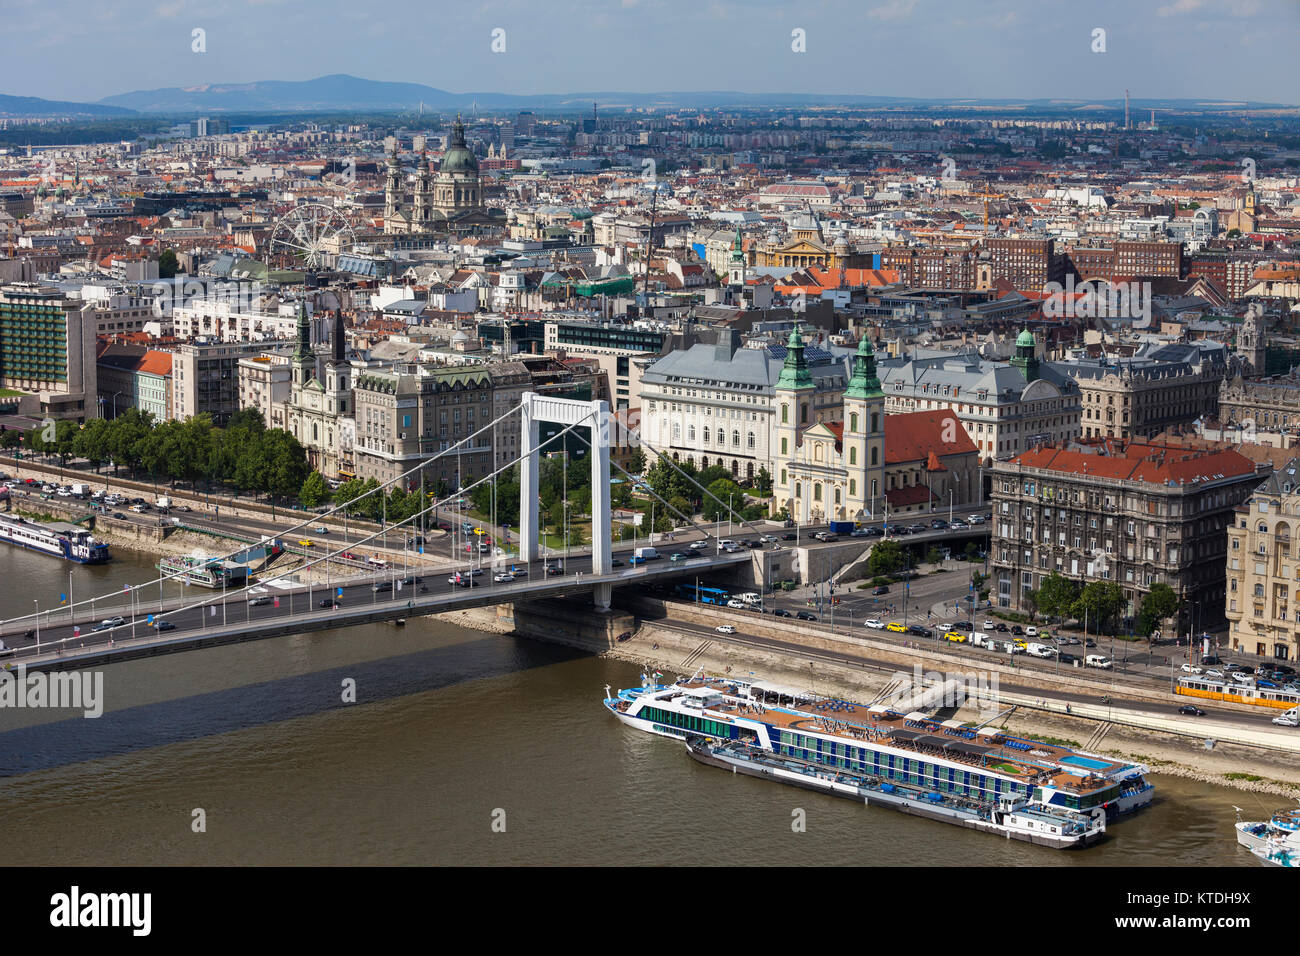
[{"left": 670, "top": 677, "right": 1129, "bottom": 796}]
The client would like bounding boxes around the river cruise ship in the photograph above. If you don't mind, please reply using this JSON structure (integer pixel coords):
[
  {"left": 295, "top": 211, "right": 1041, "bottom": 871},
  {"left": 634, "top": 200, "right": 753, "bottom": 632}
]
[
  {"left": 605, "top": 675, "right": 1154, "bottom": 844},
  {"left": 0, "top": 514, "right": 110, "bottom": 564},
  {"left": 158, "top": 555, "right": 250, "bottom": 588},
  {"left": 1236, "top": 806, "right": 1300, "bottom": 853}
]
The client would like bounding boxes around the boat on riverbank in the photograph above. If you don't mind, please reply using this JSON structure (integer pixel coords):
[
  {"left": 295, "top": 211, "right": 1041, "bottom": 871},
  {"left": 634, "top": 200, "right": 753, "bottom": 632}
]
[
  {"left": 158, "top": 554, "right": 250, "bottom": 588},
  {"left": 1236, "top": 806, "right": 1300, "bottom": 853},
  {"left": 0, "top": 514, "right": 110, "bottom": 564},
  {"left": 684, "top": 736, "right": 1105, "bottom": 848},
  {"left": 604, "top": 674, "right": 1154, "bottom": 844}
]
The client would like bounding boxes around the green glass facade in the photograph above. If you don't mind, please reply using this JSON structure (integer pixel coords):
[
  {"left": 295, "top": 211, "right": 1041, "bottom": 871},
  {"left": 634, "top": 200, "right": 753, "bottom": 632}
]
[{"left": 0, "top": 297, "right": 69, "bottom": 385}]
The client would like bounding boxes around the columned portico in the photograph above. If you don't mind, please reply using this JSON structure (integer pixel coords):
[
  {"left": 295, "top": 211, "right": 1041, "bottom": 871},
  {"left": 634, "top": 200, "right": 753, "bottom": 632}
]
[{"left": 518, "top": 392, "right": 613, "bottom": 608}]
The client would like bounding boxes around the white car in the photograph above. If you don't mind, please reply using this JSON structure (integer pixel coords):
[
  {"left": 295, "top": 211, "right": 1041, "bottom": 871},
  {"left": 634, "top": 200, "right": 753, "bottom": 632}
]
[
  {"left": 864, "top": 619, "right": 885, "bottom": 629},
  {"left": 1181, "top": 663, "right": 1202, "bottom": 674},
  {"left": 1230, "top": 671, "right": 1254, "bottom": 684},
  {"left": 1272, "top": 714, "right": 1299, "bottom": 727},
  {"left": 1025, "top": 626, "right": 1038, "bottom": 637},
  {"left": 1204, "top": 669, "right": 1224, "bottom": 679},
  {"left": 726, "top": 599, "right": 747, "bottom": 609},
  {"left": 493, "top": 572, "right": 515, "bottom": 583},
  {"left": 715, "top": 625, "right": 736, "bottom": 634},
  {"left": 689, "top": 540, "right": 708, "bottom": 551}
]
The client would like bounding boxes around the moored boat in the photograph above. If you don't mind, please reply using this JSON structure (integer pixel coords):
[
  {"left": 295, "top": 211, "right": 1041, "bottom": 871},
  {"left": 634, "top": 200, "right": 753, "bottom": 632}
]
[{"left": 0, "top": 514, "right": 110, "bottom": 564}]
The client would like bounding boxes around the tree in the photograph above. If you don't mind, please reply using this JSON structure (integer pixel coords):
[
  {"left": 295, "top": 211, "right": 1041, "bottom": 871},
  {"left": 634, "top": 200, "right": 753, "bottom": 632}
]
[
  {"left": 701, "top": 477, "right": 744, "bottom": 522},
  {"left": 868, "top": 539, "right": 905, "bottom": 576},
  {"left": 158, "top": 249, "right": 179, "bottom": 279},
  {"left": 753, "top": 466, "right": 773, "bottom": 497},
  {"left": 300, "top": 471, "right": 331, "bottom": 508},
  {"left": 1074, "top": 581, "right": 1125, "bottom": 635},
  {"left": 627, "top": 447, "right": 646, "bottom": 475},
  {"left": 1137, "top": 582, "right": 1180, "bottom": 637},
  {"left": 925, "top": 546, "right": 944, "bottom": 565},
  {"left": 1034, "top": 573, "right": 1079, "bottom": 623}
]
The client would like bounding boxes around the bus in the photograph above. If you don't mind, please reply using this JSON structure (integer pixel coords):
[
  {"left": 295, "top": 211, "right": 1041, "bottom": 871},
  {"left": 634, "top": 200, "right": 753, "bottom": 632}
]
[{"left": 675, "top": 583, "right": 730, "bottom": 606}]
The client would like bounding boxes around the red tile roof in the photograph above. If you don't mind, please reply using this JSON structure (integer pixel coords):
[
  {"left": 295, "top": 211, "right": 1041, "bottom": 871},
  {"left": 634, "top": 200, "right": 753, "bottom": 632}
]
[
  {"left": 1008, "top": 439, "right": 1257, "bottom": 485},
  {"left": 884, "top": 410, "right": 978, "bottom": 465},
  {"left": 887, "top": 485, "right": 935, "bottom": 507}
]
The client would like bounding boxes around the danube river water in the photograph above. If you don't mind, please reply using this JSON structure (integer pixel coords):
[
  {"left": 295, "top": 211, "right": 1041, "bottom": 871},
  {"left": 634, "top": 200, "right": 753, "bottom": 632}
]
[{"left": 0, "top": 547, "right": 1269, "bottom": 865}]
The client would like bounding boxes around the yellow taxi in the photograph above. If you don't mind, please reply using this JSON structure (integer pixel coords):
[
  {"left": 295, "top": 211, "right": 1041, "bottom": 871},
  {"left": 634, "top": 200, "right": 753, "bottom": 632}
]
[
  {"left": 297, "top": 539, "right": 313, "bottom": 548},
  {"left": 1013, "top": 639, "right": 1028, "bottom": 651},
  {"left": 945, "top": 630, "right": 968, "bottom": 643},
  {"left": 885, "top": 622, "right": 908, "bottom": 633}
]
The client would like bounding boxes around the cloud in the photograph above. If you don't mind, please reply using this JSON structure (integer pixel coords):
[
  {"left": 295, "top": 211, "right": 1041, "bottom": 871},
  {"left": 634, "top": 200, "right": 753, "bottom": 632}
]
[
  {"left": 154, "top": 1, "right": 186, "bottom": 18},
  {"left": 868, "top": 0, "right": 919, "bottom": 21},
  {"left": 1157, "top": 0, "right": 1206, "bottom": 15}
]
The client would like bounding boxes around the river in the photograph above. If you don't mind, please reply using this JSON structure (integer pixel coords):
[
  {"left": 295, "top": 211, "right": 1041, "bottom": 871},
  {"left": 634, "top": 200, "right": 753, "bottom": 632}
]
[{"left": 0, "top": 547, "right": 1267, "bottom": 865}]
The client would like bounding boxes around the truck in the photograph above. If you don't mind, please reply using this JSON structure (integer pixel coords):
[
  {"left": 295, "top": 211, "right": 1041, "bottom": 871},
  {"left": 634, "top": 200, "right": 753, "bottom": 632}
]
[
  {"left": 634, "top": 546, "right": 660, "bottom": 561},
  {"left": 70, "top": 483, "right": 90, "bottom": 497},
  {"left": 829, "top": 520, "right": 856, "bottom": 535},
  {"left": 156, "top": 496, "right": 171, "bottom": 510},
  {"left": 1025, "top": 642, "right": 1056, "bottom": 658},
  {"left": 1085, "top": 654, "right": 1113, "bottom": 669},
  {"left": 734, "top": 591, "right": 761, "bottom": 605}
]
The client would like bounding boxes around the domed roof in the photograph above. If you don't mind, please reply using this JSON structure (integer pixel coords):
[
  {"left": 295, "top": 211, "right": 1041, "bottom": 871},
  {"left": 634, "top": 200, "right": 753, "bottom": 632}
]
[
  {"left": 440, "top": 117, "right": 479, "bottom": 175},
  {"left": 1016, "top": 328, "right": 1036, "bottom": 348}
]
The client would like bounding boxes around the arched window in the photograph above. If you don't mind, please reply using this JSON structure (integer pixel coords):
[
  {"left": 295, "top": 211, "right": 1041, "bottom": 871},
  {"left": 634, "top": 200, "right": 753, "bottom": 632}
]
[
  {"left": 871, "top": 412, "right": 879, "bottom": 432},
  {"left": 781, "top": 437, "right": 788, "bottom": 455},
  {"left": 849, "top": 479, "right": 856, "bottom": 496},
  {"left": 850, "top": 412, "right": 859, "bottom": 433},
  {"left": 747, "top": 431, "right": 755, "bottom": 450},
  {"left": 870, "top": 446, "right": 879, "bottom": 466},
  {"left": 781, "top": 404, "right": 789, "bottom": 424},
  {"left": 702, "top": 427, "right": 710, "bottom": 444},
  {"left": 801, "top": 404, "right": 808, "bottom": 424},
  {"left": 814, "top": 483, "right": 823, "bottom": 502},
  {"left": 732, "top": 430, "right": 740, "bottom": 447},
  {"left": 834, "top": 487, "right": 841, "bottom": 505},
  {"left": 796, "top": 481, "right": 803, "bottom": 499},
  {"left": 688, "top": 425, "right": 695, "bottom": 442}
]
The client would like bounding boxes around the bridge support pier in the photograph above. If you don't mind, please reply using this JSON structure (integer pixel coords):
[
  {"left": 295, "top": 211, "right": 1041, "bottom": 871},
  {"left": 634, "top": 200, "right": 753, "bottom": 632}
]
[{"left": 518, "top": 392, "right": 612, "bottom": 606}]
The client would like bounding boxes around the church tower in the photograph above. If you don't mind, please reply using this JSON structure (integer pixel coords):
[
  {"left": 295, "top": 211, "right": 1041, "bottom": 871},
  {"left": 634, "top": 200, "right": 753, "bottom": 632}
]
[
  {"left": 324, "top": 311, "right": 350, "bottom": 416},
  {"left": 1239, "top": 307, "right": 1267, "bottom": 376},
  {"left": 844, "top": 335, "right": 885, "bottom": 518},
  {"left": 413, "top": 148, "right": 433, "bottom": 226},
  {"left": 727, "top": 226, "right": 747, "bottom": 288},
  {"left": 1011, "top": 328, "right": 1041, "bottom": 383},
  {"left": 292, "top": 301, "right": 315, "bottom": 389},
  {"left": 435, "top": 115, "right": 482, "bottom": 216},
  {"left": 383, "top": 144, "right": 402, "bottom": 229},
  {"left": 774, "top": 324, "right": 815, "bottom": 521}
]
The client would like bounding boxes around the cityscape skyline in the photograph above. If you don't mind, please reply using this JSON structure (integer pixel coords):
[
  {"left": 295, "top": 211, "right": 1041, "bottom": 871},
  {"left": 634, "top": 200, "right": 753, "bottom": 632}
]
[{"left": 2, "top": 0, "right": 1298, "bottom": 107}]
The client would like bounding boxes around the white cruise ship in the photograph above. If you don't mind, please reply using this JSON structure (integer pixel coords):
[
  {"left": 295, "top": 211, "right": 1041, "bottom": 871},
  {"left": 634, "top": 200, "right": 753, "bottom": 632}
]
[{"left": 0, "top": 514, "right": 110, "bottom": 564}]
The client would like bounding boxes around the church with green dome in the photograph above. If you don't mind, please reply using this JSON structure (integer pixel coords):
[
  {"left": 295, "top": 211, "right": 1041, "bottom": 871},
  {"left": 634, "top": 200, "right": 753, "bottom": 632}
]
[{"left": 384, "top": 116, "right": 504, "bottom": 236}]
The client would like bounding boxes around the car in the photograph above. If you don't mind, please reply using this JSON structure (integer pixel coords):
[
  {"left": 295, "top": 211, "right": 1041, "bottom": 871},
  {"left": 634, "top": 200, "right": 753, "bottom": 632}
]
[
  {"left": 1273, "top": 714, "right": 1300, "bottom": 727},
  {"left": 1181, "top": 663, "right": 1202, "bottom": 674},
  {"left": 339, "top": 551, "right": 358, "bottom": 562},
  {"left": 1009, "top": 625, "right": 1024, "bottom": 636},
  {"left": 1025, "top": 626, "right": 1038, "bottom": 637},
  {"left": 610, "top": 559, "right": 624, "bottom": 568},
  {"left": 931, "top": 519, "right": 947, "bottom": 529},
  {"left": 545, "top": 564, "right": 563, "bottom": 576},
  {"left": 311, "top": 525, "right": 328, "bottom": 534},
  {"left": 781, "top": 533, "right": 797, "bottom": 541},
  {"left": 628, "top": 555, "right": 645, "bottom": 566},
  {"left": 154, "top": 620, "right": 176, "bottom": 631},
  {"left": 248, "top": 596, "right": 272, "bottom": 606},
  {"left": 726, "top": 599, "right": 747, "bottom": 609},
  {"left": 689, "top": 540, "right": 708, "bottom": 551},
  {"left": 669, "top": 552, "right": 690, "bottom": 562},
  {"left": 908, "top": 524, "right": 926, "bottom": 534},
  {"left": 850, "top": 528, "right": 869, "bottom": 537},
  {"left": 864, "top": 618, "right": 885, "bottom": 629},
  {"left": 177, "top": 505, "right": 192, "bottom": 513},
  {"left": 297, "top": 539, "right": 313, "bottom": 548},
  {"left": 945, "top": 631, "right": 967, "bottom": 643},
  {"left": 994, "top": 622, "right": 1009, "bottom": 633},
  {"left": 872, "top": 585, "right": 889, "bottom": 595},
  {"left": 1057, "top": 635, "right": 1079, "bottom": 645},
  {"left": 1230, "top": 671, "right": 1253, "bottom": 684},
  {"left": 494, "top": 572, "right": 516, "bottom": 583},
  {"left": 759, "top": 534, "right": 778, "bottom": 544},
  {"left": 772, "top": 608, "right": 794, "bottom": 618},
  {"left": 715, "top": 624, "right": 736, "bottom": 634},
  {"left": 908, "top": 625, "right": 933, "bottom": 638},
  {"left": 864, "top": 526, "right": 883, "bottom": 537},
  {"left": 318, "top": 599, "right": 340, "bottom": 609},
  {"left": 92, "top": 617, "right": 126, "bottom": 632},
  {"left": 796, "top": 611, "right": 818, "bottom": 622},
  {"left": 885, "top": 622, "right": 908, "bottom": 633},
  {"left": 456, "top": 577, "right": 480, "bottom": 588},
  {"left": 1201, "top": 655, "right": 1222, "bottom": 666},
  {"left": 952, "top": 621, "right": 973, "bottom": 631}
]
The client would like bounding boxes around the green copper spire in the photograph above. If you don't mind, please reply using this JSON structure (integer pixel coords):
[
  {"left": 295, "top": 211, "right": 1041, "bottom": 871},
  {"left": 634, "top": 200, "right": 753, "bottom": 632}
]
[
  {"left": 776, "top": 324, "right": 814, "bottom": 391},
  {"left": 293, "top": 301, "right": 313, "bottom": 365},
  {"left": 1011, "top": 327, "right": 1040, "bottom": 383},
  {"left": 730, "top": 226, "right": 745, "bottom": 262},
  {"left": 845, "top": 335, "right": 883, "bottom": 400}
]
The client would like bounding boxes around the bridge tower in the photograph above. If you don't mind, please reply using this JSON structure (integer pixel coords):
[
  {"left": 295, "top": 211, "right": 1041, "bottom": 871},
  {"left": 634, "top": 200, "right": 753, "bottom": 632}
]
[{"left": 518, "top": 392, "right": 613, "bottom": 609}]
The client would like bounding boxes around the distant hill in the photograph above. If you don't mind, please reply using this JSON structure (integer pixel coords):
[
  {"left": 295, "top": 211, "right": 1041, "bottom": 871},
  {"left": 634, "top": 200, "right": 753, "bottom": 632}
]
[
  {"left": 0, "top": 93, "right": 136, "bottom": 118},
  {"left": 99, "top": 74, "right": 465, "bottom": 113},
  {"left": 89, "top": 75, "right": 1297, "bottom": 115}
]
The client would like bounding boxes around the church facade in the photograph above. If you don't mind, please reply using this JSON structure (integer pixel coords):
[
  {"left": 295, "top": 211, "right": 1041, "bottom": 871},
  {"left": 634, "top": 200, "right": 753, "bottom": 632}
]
[
  {"left": 283, "top": 304, "right": 354, "bottom": 479},
  {"left": 771, "top": 328, "right": 981, "bottom": 522},
  {"left": 384, "top": 117, "right": 504, "bottom": 237}
]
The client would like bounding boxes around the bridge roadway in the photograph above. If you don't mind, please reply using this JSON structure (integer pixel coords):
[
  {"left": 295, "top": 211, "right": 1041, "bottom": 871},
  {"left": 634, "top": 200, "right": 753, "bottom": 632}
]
[{"left": 1, "top": 549, "right": 752, "bottom": 672}]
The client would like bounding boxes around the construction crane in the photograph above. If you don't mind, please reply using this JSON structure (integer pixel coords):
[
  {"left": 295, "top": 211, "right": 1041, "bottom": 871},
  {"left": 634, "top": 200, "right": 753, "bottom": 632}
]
[{"left": 975, "top": 181, "right": 1006, "bottom": 232}]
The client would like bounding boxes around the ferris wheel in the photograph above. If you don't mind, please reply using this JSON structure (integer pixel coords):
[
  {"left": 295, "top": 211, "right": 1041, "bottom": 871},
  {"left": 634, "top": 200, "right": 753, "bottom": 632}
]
[{"left": 269, "top": 203, "right": 355, "bottom": 269}]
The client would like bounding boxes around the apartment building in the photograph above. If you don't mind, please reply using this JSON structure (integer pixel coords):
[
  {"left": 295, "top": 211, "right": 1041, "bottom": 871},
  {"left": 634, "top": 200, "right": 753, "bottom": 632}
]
[
  {"left": 982, "top": 237, "right": 1064, "bottom": 291},
  {"left": 0, "top": 283, "right": 97, "bottom": 421},
  {"left": 877, "top": 331, "right": 1082, "bottom": 466},
  {"left": 1225, "top": 460, "right": 1300, "bottom": 661},
  {"left": 171, "top": 341, "right": 269, "bottom": 425},
  {"left": 881, "top": 246, "right": 978, "bottom": 290},
  {"left": 238, "top": 354, "right": 291, "bottom": 430},
  {"left": 1067, "top": 342, "right": 1229, "bottom": 440},
  {"left": 990, "top": 438, "right": 1263, "bottom": 626}
]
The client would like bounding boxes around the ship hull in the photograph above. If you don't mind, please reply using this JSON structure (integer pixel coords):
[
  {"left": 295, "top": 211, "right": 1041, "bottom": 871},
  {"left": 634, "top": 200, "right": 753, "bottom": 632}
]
[{"left": 685, "top": 739, "right": 1104, "bottom": 850}]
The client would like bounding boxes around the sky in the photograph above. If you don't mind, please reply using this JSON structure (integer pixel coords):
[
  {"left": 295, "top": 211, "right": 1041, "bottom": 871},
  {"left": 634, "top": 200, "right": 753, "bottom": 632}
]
[{"left": 3, "top": 0, "right": 1297, "bottom": 105}]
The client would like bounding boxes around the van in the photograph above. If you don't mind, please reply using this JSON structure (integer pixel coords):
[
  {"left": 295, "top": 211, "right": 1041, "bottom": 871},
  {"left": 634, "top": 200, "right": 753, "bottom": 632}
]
[
  {"left": 1025, "top": 642, "right": 1055, "bottom": 658},
  {"left": 635, "top": 547, "right": 659, "bottom": 561},
  {"left": 1002, "top": 641, "right": 1025, "bottom": 655},
  {"left": 718, "top": 539, "right": 740, "bottom": 552},
  {"left": 1085, "top": 655, "right": 1113, "bottom": 669}
]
